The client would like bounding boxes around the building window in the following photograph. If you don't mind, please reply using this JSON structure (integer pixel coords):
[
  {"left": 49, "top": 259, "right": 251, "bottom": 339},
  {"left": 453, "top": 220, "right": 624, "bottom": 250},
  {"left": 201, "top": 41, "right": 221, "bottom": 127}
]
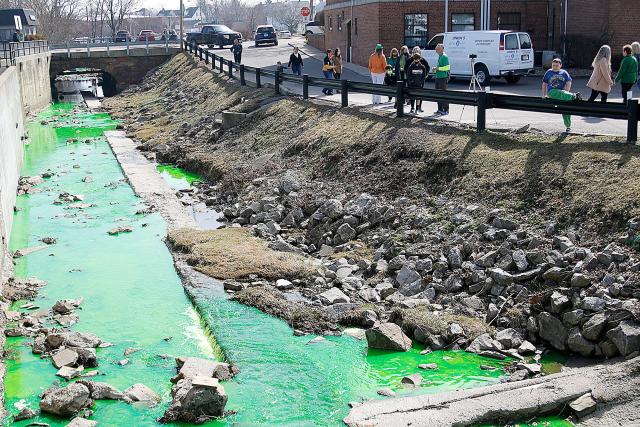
[
  {"left": 404, "top": 14, "right": 428, "bottom": 48},
  {"left": 338, "top": 13, "right": 342, "bottom": 31},
  {"left": 497, "top": 13, "right": 521, "bottom": 31},
  {"left": 451, "top": 13, "right": 474, "bottom": 31},
  {"left": 329, "top": 16, "right": 333, "bottom": 31},
  {"left": 354, "top": 18, "right": 358, "bottom": 35}
]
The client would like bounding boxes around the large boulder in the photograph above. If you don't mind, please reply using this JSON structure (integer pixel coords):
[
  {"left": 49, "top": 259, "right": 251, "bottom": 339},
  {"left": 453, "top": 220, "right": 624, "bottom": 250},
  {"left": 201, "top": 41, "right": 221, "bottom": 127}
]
[
  {"left": 538, "top": 312, "right": 568, "bottom": 351},
  {"left": 495, "top": 328, "right": 523, "bottom": 349},
  {"left": 174, "top": 357, "right": 237, "bottom": 382},
  {"left": 123, "top": 383, "right": 161, "bottom": 407},
  {"left": 567, "top": 328, "right": 595, "bottom": 357},
  {"left": 78, "top": 381, "right": 128, "bottom": 401},
  {"left": 160, "top": 376, "right": 227, "bottom": 423},
  {"left": 46, "top": 331, "right": 102, "bottom": 350},
  {"left": 606, "top": 321, "right": 640, "bottom": 356},
  {"left": 466, "top": 333, "right": 499, "bottom": 354},
  {"left": 581, "top": 313, "right": 608, "bottom": 341},
  {"left": 40, "top": 383, "right": 91, "bottom": 417},
  {"left": 365, "top": 322, "right": 412, "bottom": 352},
  {"left": 318, "top": 287, "right": 350, "bottom": 305}
]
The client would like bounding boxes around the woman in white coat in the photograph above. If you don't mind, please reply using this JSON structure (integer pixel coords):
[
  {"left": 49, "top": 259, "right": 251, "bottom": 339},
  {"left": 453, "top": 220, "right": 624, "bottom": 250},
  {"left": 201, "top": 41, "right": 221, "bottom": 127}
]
[{"left": 586, "top": 45, "right": 614, "bottom": 103}]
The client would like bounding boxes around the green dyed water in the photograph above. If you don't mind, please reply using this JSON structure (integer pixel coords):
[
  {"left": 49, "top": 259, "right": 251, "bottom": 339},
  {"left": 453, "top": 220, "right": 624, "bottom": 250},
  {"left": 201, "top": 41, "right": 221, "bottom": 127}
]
[
  {"left": 156, "top": 164, "right": 202, "bottom": 191},
  {"left": 6, "top": 103, "right": 513, "bottom": 426},
  {"left": 478, "top": 415, "right": 575, "bottom": 427}
]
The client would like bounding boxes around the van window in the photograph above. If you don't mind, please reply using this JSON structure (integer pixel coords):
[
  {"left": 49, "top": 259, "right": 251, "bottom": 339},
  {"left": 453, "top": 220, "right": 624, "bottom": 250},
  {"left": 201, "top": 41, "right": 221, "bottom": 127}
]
[
  {"left": 505, "top": 33, "right": 519, "bottom": 50},
  {"left": 519, "top": 33, "right": 532, "bottom": 49},
  {"left": 426, "top": 34, "right": 444, "bottom": 50}
]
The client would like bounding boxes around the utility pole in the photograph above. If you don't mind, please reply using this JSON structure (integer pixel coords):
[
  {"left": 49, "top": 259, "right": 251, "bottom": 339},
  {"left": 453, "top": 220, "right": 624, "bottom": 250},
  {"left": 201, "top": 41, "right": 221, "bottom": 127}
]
[
  {"left": 444, "top": 0, "right": 448, "bottom": 32},
  {"left": 180, "top": 0, "right": 184, "bottom": 51}
]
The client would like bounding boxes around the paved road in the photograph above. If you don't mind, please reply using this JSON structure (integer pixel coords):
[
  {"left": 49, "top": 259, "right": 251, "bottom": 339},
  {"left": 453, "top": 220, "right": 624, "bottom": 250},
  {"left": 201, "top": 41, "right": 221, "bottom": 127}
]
[{"left": 207, "top": 37, "right": 634, "bottom": 137}]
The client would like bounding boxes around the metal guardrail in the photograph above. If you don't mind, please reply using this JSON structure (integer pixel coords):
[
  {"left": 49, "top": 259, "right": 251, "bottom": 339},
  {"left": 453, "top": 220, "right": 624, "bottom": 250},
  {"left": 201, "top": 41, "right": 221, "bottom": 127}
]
[
  {"left": 50, "top": 39, "right": 180, "bottom": 58},
  {"left": 184, "top": 41, "right": 640, "bottom": 143},
  {"left": 0, "top": 40, "right": 48, "bottom": 67}
]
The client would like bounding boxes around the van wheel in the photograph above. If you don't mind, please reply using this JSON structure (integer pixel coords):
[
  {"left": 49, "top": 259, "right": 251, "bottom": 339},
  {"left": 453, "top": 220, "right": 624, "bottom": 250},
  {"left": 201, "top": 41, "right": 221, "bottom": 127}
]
[
  {"left": 305, "top": 30, "right": 312, "bottom": 35},
  {"left": 505, "top": 75, "right": 521, "bottom": 84},
  {"left": 474, "top": 64, "right": 491, "bottom": 85}
]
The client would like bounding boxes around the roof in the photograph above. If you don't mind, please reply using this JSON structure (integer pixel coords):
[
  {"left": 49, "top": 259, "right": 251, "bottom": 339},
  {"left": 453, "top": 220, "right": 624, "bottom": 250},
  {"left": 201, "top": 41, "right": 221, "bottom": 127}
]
[
  {"left": 0, "top": 8, "right": 38, "bottom": 27},
  {"left": 157, "top": 8, "right": 180, "bottom": 17},
  {"left": 184, "top": 7, "right": 199, "bottom": 19}
]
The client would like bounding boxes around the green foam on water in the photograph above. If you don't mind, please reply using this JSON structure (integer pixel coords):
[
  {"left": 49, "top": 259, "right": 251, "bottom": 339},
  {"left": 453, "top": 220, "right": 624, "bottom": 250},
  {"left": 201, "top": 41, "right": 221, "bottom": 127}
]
[{"left": 6, "top": 103, "right": 518, "bottom": 426}]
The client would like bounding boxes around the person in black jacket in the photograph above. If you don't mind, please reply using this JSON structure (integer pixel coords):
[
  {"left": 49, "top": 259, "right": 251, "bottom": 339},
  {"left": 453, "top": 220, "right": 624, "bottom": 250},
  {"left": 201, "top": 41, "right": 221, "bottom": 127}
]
[
  {"left": 230, "top": 39, "right": 243, "bottom": 63},
  {"left": 406, "top": 52, "right": 427, "bottom": 113},
  {"left": 384, "top": 65, "right": 397, "bottom": 105},
  {"left": 288, "top": 47, "right": 304, "bottom": 75},
  {"left": 404, "top": 47, "right": 429, "bottom": 78}
]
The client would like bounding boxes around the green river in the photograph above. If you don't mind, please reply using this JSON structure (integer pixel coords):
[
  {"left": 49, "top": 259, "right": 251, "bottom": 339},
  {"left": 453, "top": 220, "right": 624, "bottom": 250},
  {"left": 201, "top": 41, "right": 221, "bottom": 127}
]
[{"left": 3, "top": 103, "right": 572, "bottom": 426}]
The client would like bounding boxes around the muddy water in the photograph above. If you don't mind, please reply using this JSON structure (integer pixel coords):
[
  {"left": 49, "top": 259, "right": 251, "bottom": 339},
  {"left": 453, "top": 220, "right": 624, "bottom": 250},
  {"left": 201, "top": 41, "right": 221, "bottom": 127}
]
[{"left": 5, "top": 103, "right": 531, "bottom": 426}]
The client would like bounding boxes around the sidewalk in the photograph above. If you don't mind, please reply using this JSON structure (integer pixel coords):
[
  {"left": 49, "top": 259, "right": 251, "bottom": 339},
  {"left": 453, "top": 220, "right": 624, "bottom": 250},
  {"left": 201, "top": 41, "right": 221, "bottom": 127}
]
[{"left": 292, "top": 38, "right": 371, "bottom": 78}]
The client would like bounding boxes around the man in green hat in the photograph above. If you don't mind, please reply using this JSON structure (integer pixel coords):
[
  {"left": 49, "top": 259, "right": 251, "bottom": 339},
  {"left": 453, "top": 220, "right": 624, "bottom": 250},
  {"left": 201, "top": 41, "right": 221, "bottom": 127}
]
[{"left": 368, "top": 43, "right": 387, "bottom": 104}]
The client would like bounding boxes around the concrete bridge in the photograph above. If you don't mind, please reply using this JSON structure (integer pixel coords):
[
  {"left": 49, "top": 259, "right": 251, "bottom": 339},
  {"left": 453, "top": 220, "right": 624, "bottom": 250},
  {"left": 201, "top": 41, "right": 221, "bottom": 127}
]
[{"left": 50, "top": 44, "right": 180, "bottom": 95}]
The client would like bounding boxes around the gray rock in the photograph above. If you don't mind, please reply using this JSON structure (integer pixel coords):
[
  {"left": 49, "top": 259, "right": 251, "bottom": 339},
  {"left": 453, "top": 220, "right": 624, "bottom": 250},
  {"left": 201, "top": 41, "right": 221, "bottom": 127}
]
[
  {"left": 56, "top": 365, "right": 84, "bottom": 380},
  {"left": 66, "top": 418, "right": 97, "bottom": 427},
  {"left": 538, "top": 312, "right": 568, "bottom": 350},
  {"left": 516, "top": 363, "right": 541, "bottom": 374},
  {"left": 570, "top": 273, "right": 591, "bottom": 288},
  {"left": 581, "top": 297, "right": 606, "bottom": 312},
  {"left": 567, "top": 328, "right": 595, "bottom": 357},
  {"left": 79, "top": 381, "right": 128, "bottom": 401},
  {"left": 160, "top": 377, "right": 227, "bottom": 423},
  {"left": 446, "top": 323, "right": 465, "bottom": 341},
  {"left": 365, "top": 322, "right": 412, "bottom": 351},
  {"left": 562, "top": 309, "right": 585, "bottom": 327},
  {"left": 549, "top": 291, "right": 571, "bottom": 314},
  {"left": 512, "top": 250, "right": 529, "bottom": 272},
  {"left": 466, "top": 333, "right": 498, "bottom": 353},
  {"left": 13, "top": 407, "right": 37, "bottom": 422},
  {"left": 319, "top": 199, "right": 344, "bottom": 219},
  {"left": 447, "top": 247, "right": 463, "bottom": 268},
  {"left": 279, "top": 171, "right": 301, "bottom": 194},
  {"left": 443, "top": 275, "right": 463, "bottom": 292},
  {"left": 400, "top": 373, "right": 422, "bottom": 386},
  {"left": 40, "top": 383, "right": 91, "bottom": 417},
  {"left": 492, "top": 217, "right": 517, "bottom": 230},
  {"left": 553, "top": 236, "right": 574, "bottom": 252},
  {"left": 358, "top": 287, "right": 381, "bottom": 303},
  {"left": 517, "top": 340, "right": 537, "bottom": 355},
  {"left": 495, "top": 328, "right": 523, "bottom": 349},
  {"left": 606, "top": 320, "right": 640, "bottom": 356},
  {"left": 74, "top": 348, "right": 98, "bottom": 368},
  {"left": 487, "top": 268, "right": 513, "bottom": 286},
  {"left": 375, "top": 281, "right": 396, "bottom": 299},
  {"left": 569, "top": 393, "right": 597, "bottom": 418},
  {"left": 581, "top": 313, "right": 608, "bottom": 341},
  {"left": 52, "top": 348, "right": 79, "bottom": 369},
  {"left": 398, "top": 280, "right": 424, "bottom": 297},
  {"left": 543, "top": 267, "right": 570, "bottom": 283},
  {"left": 47, "top": 332, "right": 102, "bottom": 349},
  {"left": 318, "top": 287, "right": 350, "bottom": 305},
  {"left": 52, "top": 299, "right": 78, "bottom": 315},
  {"left": 275, "top": 279, "right": 294, "bottom": 290},
  {"left": 124, "top": 383, "right": 161, "bottom": 407},
  {"left": 336, "top": 223, "right": 357, "bottom": 242},
  {"left": 396, "top": 265, "right": 421, "bottom": 286},
  {"left": 176, "top": 357, "right": 236, "bottom": 381},
  {"left": 418, "top": 363, "right": 438, "bottom": 370}
]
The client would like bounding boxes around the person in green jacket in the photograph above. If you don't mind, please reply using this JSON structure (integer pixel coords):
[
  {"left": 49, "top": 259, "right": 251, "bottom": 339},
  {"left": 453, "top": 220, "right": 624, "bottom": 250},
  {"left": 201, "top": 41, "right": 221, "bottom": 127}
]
[
  {"left": 615, "top": 45, "right": 639, "bottom": 103},
  {"left": 431, "top": 43, "right": 450, "bottom": 116}
]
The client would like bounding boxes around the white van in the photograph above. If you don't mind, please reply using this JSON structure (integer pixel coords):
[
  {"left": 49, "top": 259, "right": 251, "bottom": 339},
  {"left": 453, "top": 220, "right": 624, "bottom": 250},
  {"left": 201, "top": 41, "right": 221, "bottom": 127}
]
[{"left": 423, "top": 30, "right": 534, "bottom": 84}]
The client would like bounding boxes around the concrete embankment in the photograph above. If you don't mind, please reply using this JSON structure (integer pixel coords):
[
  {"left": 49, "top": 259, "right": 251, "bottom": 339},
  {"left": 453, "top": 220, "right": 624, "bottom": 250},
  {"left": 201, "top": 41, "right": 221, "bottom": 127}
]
[
  {"left": 0, "top": 67, "right": 26, "bottom": 283},
  {"left": 14, "top": 52, "right": 52, "bottom": 114},
  {"left": 344, "top": 356, "right": 640, "bottom": 426}
]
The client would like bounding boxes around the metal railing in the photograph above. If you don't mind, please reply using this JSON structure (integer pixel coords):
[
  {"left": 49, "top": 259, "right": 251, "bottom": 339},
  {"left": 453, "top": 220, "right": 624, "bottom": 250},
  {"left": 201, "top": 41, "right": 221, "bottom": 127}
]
[
  {"left": 0, "top": 40, "right": 49, "bottom": 67},
  {"left": 50, "top": 39, "right": 180, "bottom": 58},
  {"left": 184, "top": 41, "right": 640, "bottom": 143}
]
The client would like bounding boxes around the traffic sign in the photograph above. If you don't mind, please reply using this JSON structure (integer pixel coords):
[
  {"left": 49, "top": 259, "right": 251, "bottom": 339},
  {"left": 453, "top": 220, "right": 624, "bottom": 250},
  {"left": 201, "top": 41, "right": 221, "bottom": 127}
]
[{"left": 301, "top": 6, "right": 311, "bottom": 17}]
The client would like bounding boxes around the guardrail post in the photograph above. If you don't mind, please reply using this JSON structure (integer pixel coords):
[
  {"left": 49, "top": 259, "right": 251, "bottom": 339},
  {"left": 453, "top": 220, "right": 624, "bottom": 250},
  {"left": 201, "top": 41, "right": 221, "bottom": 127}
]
[
  {"left": 127, "top": 38, "right": 130, "bottom": 55},
  {"left": 341, "top": 80, "right": 348, "bottom": 107},
  {"left": 302, "top": 74, "right": 309, "bottom": 99},
  {"left": 66, "top": 42, "right": 70, "bottom": 58},
  {"left": 228, "top": 60, "right": 233, "bottom": 78},
  {"left": 396, "top": 81, "right": 405, "bottom": 117},
  {"left": 86, "top": 42, "right": 90, "bottom": 58},
  {"left": 477, "top": 91, "right": 488, "bottom": 132},
  {"left": 256, "top": 68, "right": 262, "bottom": 88},
  {"left": 165, "top": 38, "right": 168, "bottom": 54},
  {"left": 628, "top": 99, "right": 639, "bottom": 143},
  {"left": 240, "top": 65, "right": 246, "bottom": 85},
  {"left": 275, "top": 69, "right": 281, "bottom": 95},
  {"left": 106, "top": 42, "right": 110, "bottom": 57},
  {"left": 205, "top": 50, "right": 209, "bottom": 65},
  {"left": 219, "top": 56, "right": 223, "bottom": 72},
  {"left": 146, "top": 37, "right": 149, "bottom": 55}
]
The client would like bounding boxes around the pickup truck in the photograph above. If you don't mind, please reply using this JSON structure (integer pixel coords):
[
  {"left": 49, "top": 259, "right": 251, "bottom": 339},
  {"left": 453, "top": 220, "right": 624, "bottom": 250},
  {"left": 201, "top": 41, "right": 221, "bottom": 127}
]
[{"left": 186, "top": 24, "right": 241, "bottom": 48}]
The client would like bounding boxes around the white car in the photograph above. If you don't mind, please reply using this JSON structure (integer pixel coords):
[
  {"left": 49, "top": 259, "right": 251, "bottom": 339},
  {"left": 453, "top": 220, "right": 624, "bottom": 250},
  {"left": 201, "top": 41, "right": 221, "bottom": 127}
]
[
  {"left": 304, "top": 21, "right": 324, "bottom": 36},
  {"left": 423, "top": 30, "right": 534, "bottom": 84},
  {"left": 279, "top": 30, "right": 292, "bottom": 39}
]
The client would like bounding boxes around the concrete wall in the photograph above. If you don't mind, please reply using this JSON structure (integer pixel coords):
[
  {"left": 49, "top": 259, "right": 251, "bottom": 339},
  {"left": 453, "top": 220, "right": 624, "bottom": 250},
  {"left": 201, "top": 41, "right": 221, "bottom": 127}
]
[
  {"left": 14, "top": 52, "right": 53, "bottom": 114},
  {"left": 0, "top": 67, "right": 26, "bottom": 283}
]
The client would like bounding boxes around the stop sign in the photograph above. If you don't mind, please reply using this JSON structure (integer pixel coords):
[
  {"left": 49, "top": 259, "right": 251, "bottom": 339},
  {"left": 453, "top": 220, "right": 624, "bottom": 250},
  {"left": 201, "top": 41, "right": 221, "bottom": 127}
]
[{"left": 301, "top": 6, "right": 311, "bottom": 16}]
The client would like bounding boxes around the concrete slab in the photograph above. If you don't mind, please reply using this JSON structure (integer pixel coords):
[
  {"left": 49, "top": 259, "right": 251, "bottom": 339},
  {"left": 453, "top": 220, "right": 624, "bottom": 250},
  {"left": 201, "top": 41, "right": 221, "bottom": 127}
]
[{"left": 105, "top": 130, "right": 198, "bottom": 231}]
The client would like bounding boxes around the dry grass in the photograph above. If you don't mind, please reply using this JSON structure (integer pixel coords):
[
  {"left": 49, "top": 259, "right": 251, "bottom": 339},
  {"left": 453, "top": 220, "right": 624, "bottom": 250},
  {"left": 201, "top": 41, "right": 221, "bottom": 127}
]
[
  {"left": 167, "top": 227, "right": 313, "bottom": 280},
  {"left": 391, "top": 307, "right": 493, "bottom": 341},
  {"left": 232, "top": 286, "right": 334, "bottom": 334}
]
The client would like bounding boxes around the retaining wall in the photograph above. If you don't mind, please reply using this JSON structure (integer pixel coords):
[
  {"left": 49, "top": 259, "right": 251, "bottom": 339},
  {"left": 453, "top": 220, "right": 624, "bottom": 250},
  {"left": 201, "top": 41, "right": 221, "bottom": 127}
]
[
  {"left": 14, "top": 52, "right": 52, "bottom": 114},
  {"left": 0, "top": 67, "right": 26, "bottom": 282}
]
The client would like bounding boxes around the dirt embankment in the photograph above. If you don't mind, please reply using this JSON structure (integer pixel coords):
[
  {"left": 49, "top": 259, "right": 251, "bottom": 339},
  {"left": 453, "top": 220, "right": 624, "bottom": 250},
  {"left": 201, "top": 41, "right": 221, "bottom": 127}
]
[{"left": 105, "top": 54, "right": 640, "bottom": 234}]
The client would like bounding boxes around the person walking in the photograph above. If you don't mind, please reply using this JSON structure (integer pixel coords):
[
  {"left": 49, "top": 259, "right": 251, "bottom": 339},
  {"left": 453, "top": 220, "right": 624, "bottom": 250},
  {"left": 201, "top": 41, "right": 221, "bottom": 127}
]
[
  {"left": 542, "top": 58, "right": 582, "bottom": 133},
  {"left": 406, "top": 51, "right": 427, "bottom": 113},
  {"left": 368, "top": 44, "right": 387, "bottom": 104},
  {"left": 633, "top": 41, "right": 640, "bottom": 90},
  {"left": 230, "top": 38, "right": 242, "bottom": 63},
  {"left": 12, "top": 28, "right": 24, "bottom": 42},
  {"left": 395, "top": 45, "right": 410, "bottom": 82},
  {"left": 432, "top": 44, "right": 450, "bottom": 116},
  {"left": 615, "top": 45, "right": 639, "bottom": 103},
  {"left": 288, "top": 47, "right": 303, "bottom": 76},
  {"left": 586, "top": 45, "right": 613, "bottom": 103},
  {"left": 333, "top": 48, "right": 343, "bottom": 80},
  {"left": 322, "top": 49, "right": 335, "bottom": 95}
]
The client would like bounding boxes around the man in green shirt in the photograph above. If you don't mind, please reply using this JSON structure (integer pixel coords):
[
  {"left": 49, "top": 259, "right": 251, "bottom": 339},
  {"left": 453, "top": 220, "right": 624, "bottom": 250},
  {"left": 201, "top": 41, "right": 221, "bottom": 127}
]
[
  {"left": 432, "top": 43, "right": 450, "bottom": 116},
  {"left": 616, "top": 45, "right": 639, "bottom": 103}
]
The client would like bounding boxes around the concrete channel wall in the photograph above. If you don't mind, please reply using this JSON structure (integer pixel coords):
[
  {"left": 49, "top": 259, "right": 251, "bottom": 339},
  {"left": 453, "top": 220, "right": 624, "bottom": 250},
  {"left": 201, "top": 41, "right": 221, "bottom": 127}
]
[
  {"left": 14, "top": 52, "right": 52, "bottom": 114},
  {"left": 0, "top": 67, "right": 26, "bottom": 282}
]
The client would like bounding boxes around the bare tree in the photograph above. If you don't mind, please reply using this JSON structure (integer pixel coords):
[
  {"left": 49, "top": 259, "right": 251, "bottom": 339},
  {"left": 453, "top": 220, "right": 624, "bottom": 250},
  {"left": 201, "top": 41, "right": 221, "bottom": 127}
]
[
  {"left": 271, "top": 1, "right": 303, "bottom": 33},
  {"left": 25, "top": 0, "right": 82, "bottom": 42},
  {"left": 84, "top": 0, "right": 106, "bottom": 40},
  {"left": 104, "top": 0, "right": 138, "bottom": 37}
]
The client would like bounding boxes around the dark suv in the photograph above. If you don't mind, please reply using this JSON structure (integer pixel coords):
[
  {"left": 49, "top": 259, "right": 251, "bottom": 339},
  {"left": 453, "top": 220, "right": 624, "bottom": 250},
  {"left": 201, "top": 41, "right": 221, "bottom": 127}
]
[
  {"left": 114, "top": 31, "right": 132, "bottom": 42},
  {"left": 254, "top": 25, "right": 278, "bottom": 47}
]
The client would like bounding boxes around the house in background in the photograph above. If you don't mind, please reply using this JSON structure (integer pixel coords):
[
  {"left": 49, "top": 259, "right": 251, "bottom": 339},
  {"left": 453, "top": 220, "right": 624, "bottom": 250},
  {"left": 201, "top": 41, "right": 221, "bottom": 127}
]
[
  {"left": 157, "top": 7, "right": 204, "bottom": 31},
  {"left": 0, "top": 8, "right": 38, "bottom": 42}
]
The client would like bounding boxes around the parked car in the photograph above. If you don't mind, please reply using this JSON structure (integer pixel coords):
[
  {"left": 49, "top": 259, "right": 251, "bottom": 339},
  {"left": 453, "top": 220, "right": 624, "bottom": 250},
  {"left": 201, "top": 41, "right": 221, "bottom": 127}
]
[
  {"left": 254, "top": 25, "right": 278, "bottom": 47},
  {"left": 186, "top": 24, "right": 241, "bottom": 48},
  {"left": 279, "top": 30, "right": 292, "bottom": 39},
  {"left": 114, "top": 31, "right": 132, "bottom": 42},
  {"left": 160, "top": 29, "right": 178, "bottom": 41},
  {"left": 423, "top": 30, "right": 534, "bottom": 85},
  {"left": 138, "top": 30, "right": 156, "bottom": 42},
  {"left": 304, "top": 21, "right": 324, "bottom": 35}
]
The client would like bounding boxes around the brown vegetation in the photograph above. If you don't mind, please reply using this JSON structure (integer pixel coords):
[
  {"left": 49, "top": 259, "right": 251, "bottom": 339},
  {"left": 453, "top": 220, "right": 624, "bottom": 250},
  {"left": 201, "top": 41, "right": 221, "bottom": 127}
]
[{"left": 391, "top": 307, "right": 494, "bottom": 342}]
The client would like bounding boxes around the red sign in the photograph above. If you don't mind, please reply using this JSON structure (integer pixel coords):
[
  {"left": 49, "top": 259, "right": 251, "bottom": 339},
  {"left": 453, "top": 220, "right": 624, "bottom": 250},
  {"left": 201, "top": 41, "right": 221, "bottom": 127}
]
[{"left": 301, "top": 6, "right": 311, "bottom": 17}]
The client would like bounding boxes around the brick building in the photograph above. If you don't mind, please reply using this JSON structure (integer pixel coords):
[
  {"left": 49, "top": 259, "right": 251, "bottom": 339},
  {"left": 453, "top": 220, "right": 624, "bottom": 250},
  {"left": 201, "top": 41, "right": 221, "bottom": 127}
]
[{"left": 319, "top": 0, "right": 639, "bottom": 68}]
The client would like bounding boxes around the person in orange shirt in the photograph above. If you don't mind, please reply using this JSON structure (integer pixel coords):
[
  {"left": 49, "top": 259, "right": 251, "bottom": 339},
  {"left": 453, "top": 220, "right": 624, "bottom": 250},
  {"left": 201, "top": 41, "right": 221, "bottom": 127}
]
[{"left": 368, "top": 43, "right": 388, "bottom": 104}]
